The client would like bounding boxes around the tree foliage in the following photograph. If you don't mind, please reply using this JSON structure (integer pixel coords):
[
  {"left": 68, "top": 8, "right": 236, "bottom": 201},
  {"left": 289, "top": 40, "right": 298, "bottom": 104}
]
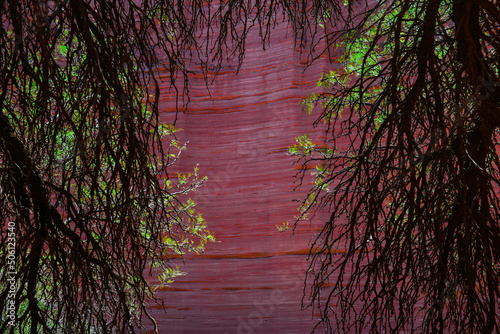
[
  {"left": 293, "top": 0, "right": 500, "bottom": 332},
  {"left": 0, "top": 0, "right": 341, "bottom": 333},
  {"left": 0, "top": 1, "right": 216, "bottom": 333},
  {"left": 3, "top": 0, "right": 498, "bottom": 333}
]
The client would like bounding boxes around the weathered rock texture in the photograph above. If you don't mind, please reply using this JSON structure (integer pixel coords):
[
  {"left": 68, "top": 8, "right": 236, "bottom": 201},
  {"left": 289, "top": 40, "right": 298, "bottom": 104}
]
[{"left": 149, "top": 19, "right": 336, "bottom": 334}]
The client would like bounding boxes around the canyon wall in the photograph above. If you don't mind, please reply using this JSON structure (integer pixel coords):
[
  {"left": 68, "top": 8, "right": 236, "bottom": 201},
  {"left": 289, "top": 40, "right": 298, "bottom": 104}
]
[{"left": 147, "top": 15, "right": 338, "bottom": 334}]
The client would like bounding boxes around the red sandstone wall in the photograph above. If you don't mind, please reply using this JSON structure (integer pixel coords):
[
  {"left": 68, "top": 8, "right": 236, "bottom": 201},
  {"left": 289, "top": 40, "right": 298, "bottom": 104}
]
[{"left": 148, "top": 18, "right": 337, "bottom": 334}]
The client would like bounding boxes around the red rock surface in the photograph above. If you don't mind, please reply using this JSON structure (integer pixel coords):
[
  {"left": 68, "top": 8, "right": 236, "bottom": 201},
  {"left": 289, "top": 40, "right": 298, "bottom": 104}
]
[{"left": 148, "top": 19, "right": 337, "bottom": 334}]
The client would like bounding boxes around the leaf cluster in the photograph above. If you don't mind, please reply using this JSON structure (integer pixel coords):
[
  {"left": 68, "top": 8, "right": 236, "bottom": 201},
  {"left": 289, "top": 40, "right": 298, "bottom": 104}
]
[
  {"left": 0, "top": 1, "right": 216, "bottom": 333},
  {"left": 293, "top": 0, "right": 500, "bottom": 332}
]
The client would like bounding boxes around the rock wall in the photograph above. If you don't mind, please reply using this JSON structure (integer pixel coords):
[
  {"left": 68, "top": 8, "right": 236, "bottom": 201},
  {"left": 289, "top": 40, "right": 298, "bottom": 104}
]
[{"left": 149, "top": 17, "right": 337, "bottom": 334}]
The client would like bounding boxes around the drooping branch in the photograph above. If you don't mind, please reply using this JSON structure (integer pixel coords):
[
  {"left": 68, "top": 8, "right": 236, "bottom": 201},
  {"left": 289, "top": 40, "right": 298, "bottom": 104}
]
[{"left": 292, "top": 0, "right": 500, "bottom": 332}]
